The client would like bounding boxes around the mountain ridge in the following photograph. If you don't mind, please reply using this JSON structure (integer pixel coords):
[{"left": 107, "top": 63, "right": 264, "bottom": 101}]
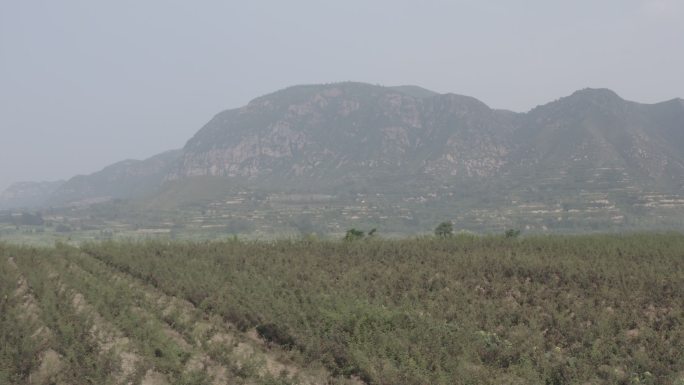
[{"left": 2, "top": 82, "right": 683, "bottom": 235}]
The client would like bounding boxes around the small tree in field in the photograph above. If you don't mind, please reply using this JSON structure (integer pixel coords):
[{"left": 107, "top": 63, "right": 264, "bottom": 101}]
[
  {"left": 434, "top": 221, "right": 453, "bottom": 238},
  {"left": 344, "top": 228, "right": 365, "bottom": 241},
  {"left": 505, "top": 228, "right": 521, "bottom": 238}
]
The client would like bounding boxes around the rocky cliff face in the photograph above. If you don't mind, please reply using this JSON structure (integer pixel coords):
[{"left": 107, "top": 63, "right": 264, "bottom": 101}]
[
  {"left": 171, "top": 83, "right": 684, "bottom": 191},
  {"left": 171, "top": 83, "right": 520, "bottom": 181},
  {"left": 3, "top": 82, "right": 683, "bottom": 210}
]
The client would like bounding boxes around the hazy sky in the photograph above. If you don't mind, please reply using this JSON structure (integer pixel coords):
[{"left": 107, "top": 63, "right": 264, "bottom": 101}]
[{"left": 1, "top": 1, "right": 682, "bottom": 191}]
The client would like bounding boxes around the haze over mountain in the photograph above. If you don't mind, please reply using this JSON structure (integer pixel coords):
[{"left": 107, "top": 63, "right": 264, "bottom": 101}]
[
  {"left": 3, "top": 2, "right": 683, "bottom": 198},
  {"left": 2, "top": 82, "right": 683, "bottom": 234}
]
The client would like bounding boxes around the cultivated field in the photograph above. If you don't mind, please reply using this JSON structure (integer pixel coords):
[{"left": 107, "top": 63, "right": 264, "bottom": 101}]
[{"left": 1, "top": 234, "right": 683, "bottom": 384}]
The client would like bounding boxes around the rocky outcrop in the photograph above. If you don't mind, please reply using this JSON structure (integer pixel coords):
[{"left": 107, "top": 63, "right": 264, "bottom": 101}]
[
  {"left": 3, "top": 83, "right": 683, "bottom": 210},
  {"left": 171, "top": 83, "right": 520, "bottom": 181}
]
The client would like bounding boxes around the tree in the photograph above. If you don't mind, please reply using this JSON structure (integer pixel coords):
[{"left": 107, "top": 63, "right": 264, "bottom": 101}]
[
  {"left": 434, "top": 221, "right": 453, "bottom": 238},
  {"left": 505, "top": 228, "right": 521, "bottom": 238},
  {"left": 344, "top": 228, "right": 365, "bottom": 241}
]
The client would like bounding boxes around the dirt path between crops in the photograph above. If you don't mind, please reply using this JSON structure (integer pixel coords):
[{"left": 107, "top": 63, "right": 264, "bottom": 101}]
[
  {"left": 43, "top": 257, "right": 170, "bottom": 385},
  {"left": 7, "top": 257, "right": 64, "bottom": 385},
  {"left": 66, "top": 259, "right": 234, "bottom": 385},
  {"left": 78, "top": 252, "right": 362, "bottom": 385},
  {"left": 75, "top": 257, "right": 310, "bottom": 384},
  {"left": 130, "top": 305, "right": 231, "bottom": 385},
  {"left": 67, "top": 287, "right": 147, "bottom": 385}
]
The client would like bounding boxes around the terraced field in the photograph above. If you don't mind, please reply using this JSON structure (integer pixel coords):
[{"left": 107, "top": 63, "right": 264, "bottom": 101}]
[{"left": 1, "top": 235, "right": 683, "bottom": 384}]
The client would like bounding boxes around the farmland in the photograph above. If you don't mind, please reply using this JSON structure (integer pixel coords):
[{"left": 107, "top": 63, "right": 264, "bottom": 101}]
[{"left": 1, "top": 234, "right": 683, "bottom": 384}]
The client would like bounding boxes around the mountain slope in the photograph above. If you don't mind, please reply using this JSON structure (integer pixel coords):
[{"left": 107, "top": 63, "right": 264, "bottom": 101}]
[
  {"left": 2, "top": 82, "right": 682, "bottom": 234},
  {"left": 171, "top": 83, "right": 684, "bottom": 193},
  {"left": 0, "top": 181, "right": 65, "bottom": 210},
  {"left": 509, "top": 89, "right": 684, "bottom": 192},
  {"left": 172, "top": 82, "right": 519, "bottom": 183},
  {"left": 47, "top": 149, "right": 182, "bottom": 207}
]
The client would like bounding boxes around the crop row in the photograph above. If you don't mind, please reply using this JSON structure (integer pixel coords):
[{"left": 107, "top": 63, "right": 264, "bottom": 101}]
[
  {"left": 1, "top": 248, "right": 118, "bottom": 384},
  {"left": 61, "top": 245, "right": 340, "bottom": 385},
  {"left": 82, "top": 234, "right": 684, "bottom": 385},
  {"left": 1, "top": 242, "right": 354, "bottom": 385}
]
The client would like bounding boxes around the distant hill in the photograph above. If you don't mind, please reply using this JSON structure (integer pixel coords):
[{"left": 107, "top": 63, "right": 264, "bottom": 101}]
[
  {"left": 3, "top": 82, "right": 683, "bottom": 233},
  {"left": 171, "top": 82, "right": 518, "bottom": 182},
  {"left": 170, "top": 83, "right": 684, "bottom": 191},
  {"left": 47, "top": 150, "right": 182, "bottom": 207},
  {"left": 511, "top": 88, "right": 684, "bottom": 191},
  {"left": 0, "top": 180, "right": 64, "bottom": 210},
  {"left": 389, "top": 85, "right": 440, "bottom": 99}
]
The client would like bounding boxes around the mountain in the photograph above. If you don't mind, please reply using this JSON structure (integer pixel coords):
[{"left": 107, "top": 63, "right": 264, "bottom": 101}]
[
  {"left": 0, "top": 181, "right": 65, "bottom": 210},
  {"left": 47, "top": 150, "right": 183, "bottom": 207},
  {"left": 389, "top": 85, "right": 439, "bottom": 99},
  {"left": 495, "top": 88, "right": 684, "bottom": 205},
  {"left": 3, "top": 82, "right": 683, "bottom": 234},
  {"left": 171, "top": 83, "right": 519, "bottom": 182},
  {"left": 171, "top": 83, "right": 684, "bottom": 190}
]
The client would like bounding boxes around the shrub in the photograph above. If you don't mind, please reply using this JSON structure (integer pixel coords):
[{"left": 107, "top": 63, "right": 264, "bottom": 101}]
[
  {"left": 434, "top": 221, "right": 453, "bottom": 237},
  {"left": 256, "top": 323, "right": 296, "bottom": 349},
  {"left": 504, "top": 228, "right": 521, "bottom": 238},
  {"left": 344, "top": 228, "right": 365, "bottom": 241}
]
